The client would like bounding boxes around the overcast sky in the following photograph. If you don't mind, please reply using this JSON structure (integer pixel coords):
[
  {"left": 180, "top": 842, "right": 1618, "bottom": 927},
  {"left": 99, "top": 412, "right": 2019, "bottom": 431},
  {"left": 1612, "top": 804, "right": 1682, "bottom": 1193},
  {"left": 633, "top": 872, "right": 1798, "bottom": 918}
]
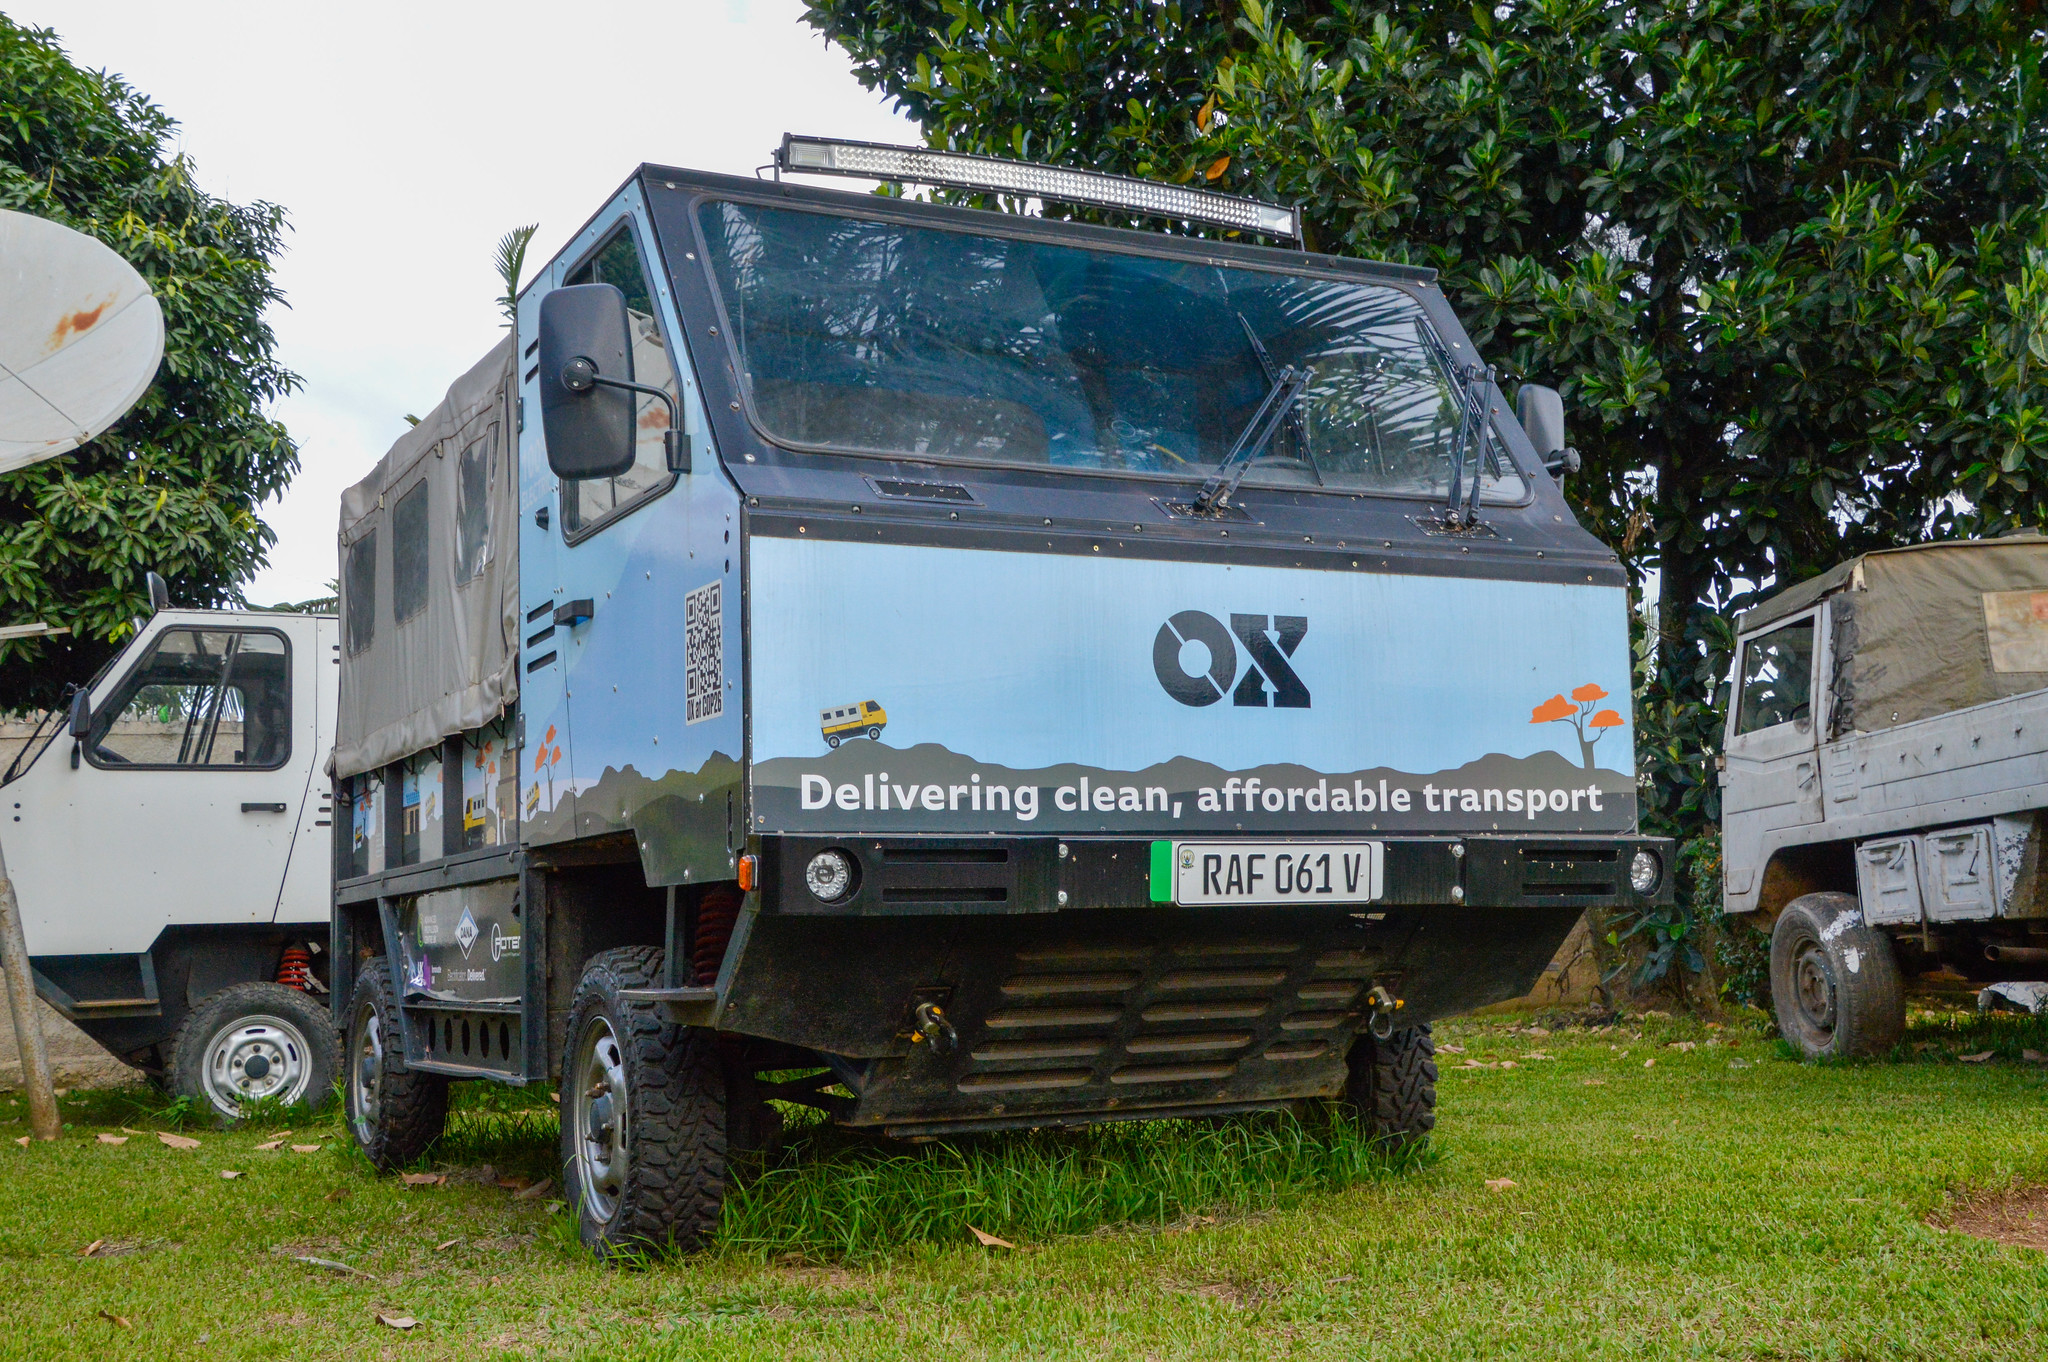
[{"left": 9, "top": 0, "right": 917, "bottom": 603}]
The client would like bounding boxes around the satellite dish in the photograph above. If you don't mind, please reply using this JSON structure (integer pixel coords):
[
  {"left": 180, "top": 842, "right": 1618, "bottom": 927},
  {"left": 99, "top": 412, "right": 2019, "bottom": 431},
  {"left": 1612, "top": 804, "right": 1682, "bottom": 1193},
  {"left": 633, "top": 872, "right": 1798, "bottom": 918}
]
[{"left": 0, "top": 209, "right": 165, "bottom": 474}]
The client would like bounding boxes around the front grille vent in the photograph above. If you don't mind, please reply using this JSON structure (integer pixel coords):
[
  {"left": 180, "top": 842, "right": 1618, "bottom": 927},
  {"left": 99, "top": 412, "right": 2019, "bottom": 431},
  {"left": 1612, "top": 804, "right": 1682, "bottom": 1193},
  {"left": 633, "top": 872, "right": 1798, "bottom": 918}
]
[{"left": 956, "top": 940, "right": 1371, "bottom": 1096}]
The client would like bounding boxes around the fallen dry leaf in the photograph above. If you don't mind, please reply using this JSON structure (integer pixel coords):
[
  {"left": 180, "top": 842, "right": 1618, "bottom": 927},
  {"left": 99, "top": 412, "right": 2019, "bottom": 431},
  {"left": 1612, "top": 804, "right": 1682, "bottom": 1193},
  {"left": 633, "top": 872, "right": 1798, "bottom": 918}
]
[
  {"left": 157, "top": 1131, "right": 200, "bottom": 1151},
  {"left": 1500, "top": 1060, "right": 1519, "bottom": 1069},
  {"left": 513, "top": 1177, "right": 554, "bottom": 1201},
  {"left": 96, "top": 1133, "right": 127, "bottom": 1146},
  {"left": 79, "top": 1240, "right": 104, "bottom": 1257},
  {"left": 14, "top": 1136, "right": 29, "bottom": 1148},
  {"left": 967, "top": 1225, "right": 1016, "bottom": 1249},
  {"left": 1959, "top": 1051, "right": 1995, "bottom": 1064},
  {"left": 1526, "top": 1026, "right": 1551, "bottom": 1037},
  {"left": 1582, "top": 1078, "right": 1607, "bottom": 1086},
  {"left": 323, "top": 1188, "right": 350, "bottom": 1204},
  {"left": 291, "top": 1144, "right": 322, "bottom": 1154},
  {"left": 119, "top": 1128, "right": 149, "bottom": 1136},
  {"left": 1437, "top": 1044, "right": 1466, "bottom": 1054},
  {"left": 219, "top": 1170, "right": 243, "bottom": 1180},
  {"left": 401, "top": 1173, "right": 446, "bottom": 1187},
  {"left": 434, "top": 1238, "right": 460, "bottom": 1252},
  {"left": 2023, "top": 1049, "right": 2047, "bottom": 1064},
  {"left": 1523, "top": 1052, "right": 1553, "bottom": 1061},
  {"left": 1485, "top": 1178, "right": 1517, "bottom": 1192},
  {"left": 97, "top": 1310, "right": 131, "bottom": 1329},
  {"left": 254, "top": 1139, "right": 285, "bottom": 1152},
  {"left": 375, "top": 1313, "right": 418, "bottom": 1331},
  {"left": 1668, "top": 1041, "right": 1697, "bottom": 1052},
  {"left": 1643, "top": 1058, "right": 1656, "bottom": 1068}
]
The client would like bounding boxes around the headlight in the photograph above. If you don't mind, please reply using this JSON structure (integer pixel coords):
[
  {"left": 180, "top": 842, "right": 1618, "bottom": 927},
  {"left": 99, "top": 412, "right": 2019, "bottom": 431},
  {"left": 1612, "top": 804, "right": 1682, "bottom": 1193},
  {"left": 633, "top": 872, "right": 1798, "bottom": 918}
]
[
  {"left": 805, "top": 849, "right": 856, "bottom": 903},
  {"left": 1629, "top": 849, "right": 1662, "bottom": 895}
]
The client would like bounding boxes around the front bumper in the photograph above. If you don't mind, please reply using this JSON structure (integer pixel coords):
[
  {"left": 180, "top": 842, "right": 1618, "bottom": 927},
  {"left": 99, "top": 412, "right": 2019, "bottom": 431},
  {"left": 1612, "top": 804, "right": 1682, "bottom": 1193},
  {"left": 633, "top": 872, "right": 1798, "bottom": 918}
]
[{"left": 758, "top": 833, "right": 1677, "bottom": 916}]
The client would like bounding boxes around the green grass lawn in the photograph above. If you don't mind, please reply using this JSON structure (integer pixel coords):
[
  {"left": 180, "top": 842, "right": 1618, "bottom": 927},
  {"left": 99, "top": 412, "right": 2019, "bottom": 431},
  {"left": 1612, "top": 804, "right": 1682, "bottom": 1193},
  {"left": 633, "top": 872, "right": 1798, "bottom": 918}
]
[{"left": 3, "top": 1007, "right": 2046, "bottom": 1361}]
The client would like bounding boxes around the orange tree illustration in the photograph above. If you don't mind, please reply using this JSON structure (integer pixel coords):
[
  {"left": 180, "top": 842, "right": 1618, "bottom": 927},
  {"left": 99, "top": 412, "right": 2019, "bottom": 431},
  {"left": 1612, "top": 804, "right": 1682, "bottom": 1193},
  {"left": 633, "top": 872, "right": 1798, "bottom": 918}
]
[{"left": 1531, "top": 684, "right": 1624, "bottom": 772}]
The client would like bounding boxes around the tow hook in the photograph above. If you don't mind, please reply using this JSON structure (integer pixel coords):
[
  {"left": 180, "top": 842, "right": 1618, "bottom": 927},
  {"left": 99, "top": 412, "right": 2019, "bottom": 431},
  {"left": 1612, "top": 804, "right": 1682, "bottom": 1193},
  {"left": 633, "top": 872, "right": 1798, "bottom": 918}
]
[
  {"left": 911, "top": 1001, "right": 958, "bottom": 1054},
  {"left": 1364, "top": 984, "right": 1405, "bottom": 1040}
]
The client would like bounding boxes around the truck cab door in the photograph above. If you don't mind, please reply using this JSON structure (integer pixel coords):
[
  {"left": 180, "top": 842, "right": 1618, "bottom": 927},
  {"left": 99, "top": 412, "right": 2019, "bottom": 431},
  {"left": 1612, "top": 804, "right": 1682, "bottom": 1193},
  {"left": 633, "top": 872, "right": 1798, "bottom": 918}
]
[
  {"left": 269, "top": 615, "right": 337, "bottom": 926},
  {"left": 13, "top": 612, "right": 312, "bottom": 958},
  {"left": 1722, "top": 610, "right": 1824, "bottom": 897}
]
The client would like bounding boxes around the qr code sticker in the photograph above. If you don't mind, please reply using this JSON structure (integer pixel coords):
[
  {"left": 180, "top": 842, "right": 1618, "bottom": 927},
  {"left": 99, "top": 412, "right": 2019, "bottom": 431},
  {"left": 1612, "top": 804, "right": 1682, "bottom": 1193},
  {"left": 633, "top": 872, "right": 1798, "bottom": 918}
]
[{"left": 685, "top": 580, "right": 723, "bottom": 725}]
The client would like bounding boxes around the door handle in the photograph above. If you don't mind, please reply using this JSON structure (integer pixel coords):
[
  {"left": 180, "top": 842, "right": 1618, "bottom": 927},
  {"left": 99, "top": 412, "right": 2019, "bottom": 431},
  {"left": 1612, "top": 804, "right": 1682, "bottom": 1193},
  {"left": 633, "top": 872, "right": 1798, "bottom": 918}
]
[
  {"left": 241, "top": 802, "right": 288, "bottom": 813},
  {"left": 554, "top": 599, "right": 594, "bottom": 627}
]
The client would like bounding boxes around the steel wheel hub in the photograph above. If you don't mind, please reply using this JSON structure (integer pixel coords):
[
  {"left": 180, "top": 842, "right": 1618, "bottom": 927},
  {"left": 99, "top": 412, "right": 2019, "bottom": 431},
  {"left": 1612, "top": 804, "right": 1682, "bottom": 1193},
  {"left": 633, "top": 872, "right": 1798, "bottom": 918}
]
[
  {"left": 573, "top": 1016, "right": 630, "bottom": 1224},
  {"left": 350, "top": 1003, "right": 385, "bottom": 1139},
  {"left": 1794, "top": 942, "right": 1836, "bottom": 1032},
  {"left": 203, "top": 1014, "right": 311, "bottom": 1116}
]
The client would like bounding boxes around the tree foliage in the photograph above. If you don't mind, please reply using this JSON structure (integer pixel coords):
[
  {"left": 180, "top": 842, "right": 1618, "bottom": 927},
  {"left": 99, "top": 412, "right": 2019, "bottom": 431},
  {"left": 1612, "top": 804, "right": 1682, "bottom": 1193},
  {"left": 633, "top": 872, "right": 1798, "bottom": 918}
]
[
  {"left": 806, "top": 0, "right": 2048, "bottom": 842},
  {"left": 0, "top": 17, "right": 298, "bottom": 709}
]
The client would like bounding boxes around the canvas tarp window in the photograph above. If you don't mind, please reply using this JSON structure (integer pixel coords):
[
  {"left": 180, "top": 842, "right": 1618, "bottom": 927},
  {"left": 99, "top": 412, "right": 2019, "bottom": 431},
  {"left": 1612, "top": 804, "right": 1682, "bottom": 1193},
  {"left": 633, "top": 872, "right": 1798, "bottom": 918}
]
[
  {"left": 1738, "top": 537, "right": 2048, "bottom": 737},
  {"left": 333, "top": 340, "right": 519, "bottom": 778}
]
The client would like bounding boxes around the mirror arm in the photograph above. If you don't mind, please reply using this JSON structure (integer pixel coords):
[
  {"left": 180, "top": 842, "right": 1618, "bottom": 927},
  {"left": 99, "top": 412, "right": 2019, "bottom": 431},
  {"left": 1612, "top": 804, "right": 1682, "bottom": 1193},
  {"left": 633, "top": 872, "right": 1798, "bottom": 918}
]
[
  {"left": 562, "top": 359, "right": 690, "bottom": 473},
  {"left": 1544, "top": 446, "right": 1581, "bottom": 477}
]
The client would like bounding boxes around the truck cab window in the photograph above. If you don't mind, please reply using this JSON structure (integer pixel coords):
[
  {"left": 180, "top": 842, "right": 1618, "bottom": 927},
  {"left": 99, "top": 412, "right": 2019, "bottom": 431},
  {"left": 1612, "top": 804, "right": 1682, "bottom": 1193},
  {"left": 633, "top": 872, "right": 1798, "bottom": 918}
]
[
  {"left": 1735, "top": 621, "right": 1814, "bottom": 734},
  {"left": 560, "top": 224, "right": 679, "bottom": 537},
  {"left": 90, "top": 629, "right": 291, "bottom": 768},
  {"left": 344, "top": 530, "right": 376, "bottom": 654}
]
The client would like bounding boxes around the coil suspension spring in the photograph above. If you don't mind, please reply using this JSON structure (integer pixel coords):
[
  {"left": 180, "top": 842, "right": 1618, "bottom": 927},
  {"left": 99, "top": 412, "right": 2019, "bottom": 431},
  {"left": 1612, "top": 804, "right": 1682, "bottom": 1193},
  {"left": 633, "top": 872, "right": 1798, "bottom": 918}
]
[
  {"left": 276, "top": 945, "right": 315, "bottom": 991},
  {"left": 692, "top": 888, "right": 743, "bottom": 987}
]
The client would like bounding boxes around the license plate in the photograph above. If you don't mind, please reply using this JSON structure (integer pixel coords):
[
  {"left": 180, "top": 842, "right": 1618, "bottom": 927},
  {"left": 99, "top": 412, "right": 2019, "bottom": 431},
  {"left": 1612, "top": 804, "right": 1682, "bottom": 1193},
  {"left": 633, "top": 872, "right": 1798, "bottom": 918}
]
[{"left": 1151, "top": 840, "right": 1384, "bottom": 907}]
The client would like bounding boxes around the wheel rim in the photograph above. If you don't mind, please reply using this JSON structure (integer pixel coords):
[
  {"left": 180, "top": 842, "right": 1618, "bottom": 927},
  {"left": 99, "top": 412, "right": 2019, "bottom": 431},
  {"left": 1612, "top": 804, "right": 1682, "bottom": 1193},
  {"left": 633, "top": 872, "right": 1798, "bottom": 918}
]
[
  {"left": 572, "top": 1015, "right": 630, "bottom": 1225},
  {"left": 202, "top": 1013, "right": 313, "bottom": 1117},
  {"left": 1792, "top": 936, "right": 1837, "bottom": 1035},
  {"left": 350, "top": 999, "right": 384, "bottom": 1142}
]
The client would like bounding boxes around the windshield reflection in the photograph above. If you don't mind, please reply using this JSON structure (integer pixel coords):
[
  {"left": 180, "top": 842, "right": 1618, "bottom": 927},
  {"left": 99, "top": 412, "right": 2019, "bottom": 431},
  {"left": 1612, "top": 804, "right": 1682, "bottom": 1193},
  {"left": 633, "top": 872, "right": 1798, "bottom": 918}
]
[{"left": 698, "top": 200, "right": 1524, "bottom": 501}]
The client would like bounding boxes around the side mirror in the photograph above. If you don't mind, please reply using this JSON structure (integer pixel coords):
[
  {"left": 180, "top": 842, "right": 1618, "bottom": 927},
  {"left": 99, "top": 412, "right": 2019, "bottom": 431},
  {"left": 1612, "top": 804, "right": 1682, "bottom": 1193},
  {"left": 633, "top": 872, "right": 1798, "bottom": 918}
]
[
  {"left": 538, "top": 283, "right": 638, "bottom": 481},
  {"left": 67, "top": 688, "right": 91, "bottom": 740},
  {"left": 1516, "top": 384, "right": 1579, "bottom": 475}
]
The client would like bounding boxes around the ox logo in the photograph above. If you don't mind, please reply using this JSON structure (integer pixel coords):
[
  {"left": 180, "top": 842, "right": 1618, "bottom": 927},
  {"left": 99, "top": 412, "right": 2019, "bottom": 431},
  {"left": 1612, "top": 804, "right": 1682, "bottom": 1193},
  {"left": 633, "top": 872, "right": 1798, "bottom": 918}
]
[{"left": 1153, "top": 611, "right": 1310, "bottom": 709}]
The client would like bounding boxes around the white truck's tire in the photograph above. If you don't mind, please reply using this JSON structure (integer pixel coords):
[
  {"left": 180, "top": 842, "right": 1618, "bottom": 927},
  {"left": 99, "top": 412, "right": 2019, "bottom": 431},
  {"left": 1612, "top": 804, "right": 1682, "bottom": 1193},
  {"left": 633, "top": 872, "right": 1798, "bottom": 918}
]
[
  {"left": 171, "top": 981, "right": 341, "bottom": 1124},
  {"left": 1770, "top": 892, "right": 1905, "bottom": 1059}
]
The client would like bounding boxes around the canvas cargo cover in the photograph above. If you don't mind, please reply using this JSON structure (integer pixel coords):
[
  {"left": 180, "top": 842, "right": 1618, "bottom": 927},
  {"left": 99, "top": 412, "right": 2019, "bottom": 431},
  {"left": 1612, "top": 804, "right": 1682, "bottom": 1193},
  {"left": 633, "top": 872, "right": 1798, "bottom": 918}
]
[
  {"left": 333, "top": 339, "right": 518, "bottom": 778},
  {"left": 1737, "top": 536, "right": 2048, "bottom": 736}
]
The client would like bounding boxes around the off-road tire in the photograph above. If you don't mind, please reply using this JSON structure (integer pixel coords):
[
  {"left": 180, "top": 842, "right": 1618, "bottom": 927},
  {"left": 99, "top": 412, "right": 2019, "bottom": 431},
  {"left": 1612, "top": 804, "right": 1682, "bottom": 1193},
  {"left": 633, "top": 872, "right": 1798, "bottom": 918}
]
[
  {"left": 560, "top": 946, "right": 727, "bottom": 1259},
  {"left": 1771, "top": 892, "right": 1905, "bottom": 1059},
  {"left": 171, "top": 981, "right": 341, "bottom": 1125},
  {"left": 1340, "top": 1024, "right": 1437, "bottom": 1151},
  {"left": 345, "top": 959, "right": 449, "bottom": 1169}
]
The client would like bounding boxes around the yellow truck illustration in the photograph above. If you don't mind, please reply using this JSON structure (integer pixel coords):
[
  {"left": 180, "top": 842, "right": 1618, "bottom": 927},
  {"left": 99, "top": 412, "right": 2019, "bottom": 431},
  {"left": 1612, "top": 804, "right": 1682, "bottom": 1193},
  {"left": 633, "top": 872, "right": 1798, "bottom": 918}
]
[{"left": 820, "top": 700, "right": 887, "bottom": 747}]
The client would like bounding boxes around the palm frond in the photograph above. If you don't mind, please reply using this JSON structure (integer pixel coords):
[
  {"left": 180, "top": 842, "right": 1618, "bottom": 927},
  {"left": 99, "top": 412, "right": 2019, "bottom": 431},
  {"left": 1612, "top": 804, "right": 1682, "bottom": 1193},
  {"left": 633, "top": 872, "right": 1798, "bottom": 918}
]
[{"left": 495, "top": 223, "right": 539, "bottom": 326}]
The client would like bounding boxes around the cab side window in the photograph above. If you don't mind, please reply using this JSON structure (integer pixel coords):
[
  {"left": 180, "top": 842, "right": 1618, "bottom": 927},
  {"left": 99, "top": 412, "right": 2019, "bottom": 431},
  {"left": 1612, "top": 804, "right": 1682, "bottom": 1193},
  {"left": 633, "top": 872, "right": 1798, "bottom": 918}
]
[
  {"left": 1734, "top": 621, "right": 1815, "bottom": 734},
  {"left": 560, "top": 223, "right": 679, "bottom": 538},
  {"left": 90, "top": 629, "right": 292, "bottom": 769}
]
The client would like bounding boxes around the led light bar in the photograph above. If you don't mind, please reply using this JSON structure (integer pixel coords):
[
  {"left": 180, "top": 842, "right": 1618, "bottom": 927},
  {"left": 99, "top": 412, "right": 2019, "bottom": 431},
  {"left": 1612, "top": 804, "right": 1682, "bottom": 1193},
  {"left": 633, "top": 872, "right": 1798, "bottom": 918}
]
[{"left": 776, "top": 134, "right": 1302, "bottom": 243}]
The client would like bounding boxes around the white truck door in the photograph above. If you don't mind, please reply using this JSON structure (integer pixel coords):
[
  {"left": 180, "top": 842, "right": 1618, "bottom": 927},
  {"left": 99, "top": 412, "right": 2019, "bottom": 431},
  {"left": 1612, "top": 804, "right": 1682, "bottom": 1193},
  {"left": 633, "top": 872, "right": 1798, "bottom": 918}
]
[
  {"left": 1722, "top": 610, "right": 1824, "bottom": 898},
  {"left": 270, "top": 615, "right": 337, "bottom": 925},
  {"left": 14, "top": 612, "right": 313, "bottom": 956}
]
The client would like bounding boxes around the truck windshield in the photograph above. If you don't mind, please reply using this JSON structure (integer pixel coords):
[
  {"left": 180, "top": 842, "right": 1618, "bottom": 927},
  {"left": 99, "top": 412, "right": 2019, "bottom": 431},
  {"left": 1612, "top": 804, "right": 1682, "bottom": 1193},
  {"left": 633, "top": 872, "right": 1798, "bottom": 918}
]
[{"left": 698, "top": 201, "right": 1525, "bottom": 502}]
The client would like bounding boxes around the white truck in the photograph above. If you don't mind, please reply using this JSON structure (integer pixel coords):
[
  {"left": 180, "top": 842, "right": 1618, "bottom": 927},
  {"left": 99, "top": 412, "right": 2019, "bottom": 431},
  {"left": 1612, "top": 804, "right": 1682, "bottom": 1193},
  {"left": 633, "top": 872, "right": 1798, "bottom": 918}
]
[
  {"left": 2, "top": 582, "right": 341, "bottom": 1118},
  {"left": 1723, "top": 536, "right": 2048, "bottom": 1055}
]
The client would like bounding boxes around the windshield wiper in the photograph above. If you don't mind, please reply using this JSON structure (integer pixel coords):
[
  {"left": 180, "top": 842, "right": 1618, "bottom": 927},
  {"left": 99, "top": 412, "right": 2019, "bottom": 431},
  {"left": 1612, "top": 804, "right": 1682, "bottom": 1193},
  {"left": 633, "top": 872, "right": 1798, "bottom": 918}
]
[
  {"left": 1416, "top": 322, "right": 1497, "bottom": 529},
  {"left": 1190, "top": 364, "right": 1311, "bottom": 516},
  {"left": 1237, "top": 314, "right": 1321, "bottom": 486}
]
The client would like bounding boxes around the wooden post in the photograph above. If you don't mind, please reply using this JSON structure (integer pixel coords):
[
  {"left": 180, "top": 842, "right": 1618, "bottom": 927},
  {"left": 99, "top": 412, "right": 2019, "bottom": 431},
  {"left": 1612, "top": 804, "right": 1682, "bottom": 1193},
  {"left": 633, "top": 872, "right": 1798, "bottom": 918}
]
[{"left": 0, "top": 839, "right": 59, "bottom": 1141}]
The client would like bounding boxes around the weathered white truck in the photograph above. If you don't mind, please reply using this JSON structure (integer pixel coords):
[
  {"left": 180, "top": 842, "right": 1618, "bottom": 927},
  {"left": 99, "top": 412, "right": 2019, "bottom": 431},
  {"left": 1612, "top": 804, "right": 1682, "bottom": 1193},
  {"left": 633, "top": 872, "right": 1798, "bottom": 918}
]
[
  {"left": 2, "top": 584, "right": 340, "bottom": 1117},
  {"left": 1722, "top": 536, "right": 2048, "bottom": 1055}
]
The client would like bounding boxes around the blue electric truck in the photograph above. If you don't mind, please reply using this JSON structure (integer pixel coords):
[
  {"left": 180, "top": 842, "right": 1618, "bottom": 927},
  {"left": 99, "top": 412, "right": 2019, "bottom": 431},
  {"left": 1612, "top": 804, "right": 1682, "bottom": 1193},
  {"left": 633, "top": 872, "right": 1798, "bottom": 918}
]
[{"left": 331, "top": 137, "right": 1673, "bottom": 1256}]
